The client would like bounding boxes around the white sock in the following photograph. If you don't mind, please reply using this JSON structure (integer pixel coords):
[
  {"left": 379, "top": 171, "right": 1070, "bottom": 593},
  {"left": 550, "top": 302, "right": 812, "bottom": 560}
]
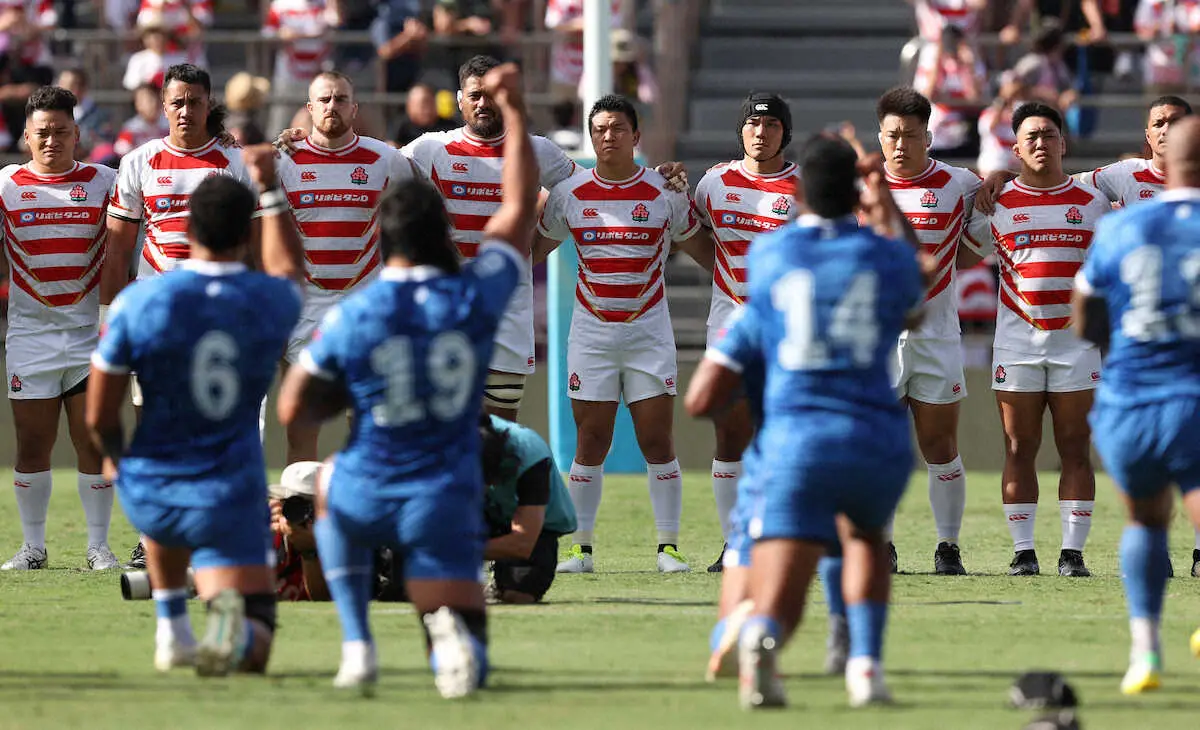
[
  {"left": 711, "top": 460, "right": 740, "bottom": 541},
  {"left": 1194, "top": 528, "right": 1200, "bottom": 552},
  {"left": 342, "top": 639, "right": 376, "bottom": 668},
  {"left": 13, "top": 470, "right": 52, "bottom": 549},
  {"left": 884, "top": 512, "right": 895, "bottom": 541},
  {"left": 567, "top": 462, "right": 603, "bottom": 547},
  {"left": 1059, "top": 500, "right": 1094, "bottom": 552},
  {"left": 77, "top": 473, "right": 114, "bottom": 547},
  {"left": 1129, "top": 617, "right": 1160, "bottom": 659},
  {"left": 259, "top": 397, "right": 267, "bottom": 445},
  {"left": 152, "top": 588, "right": 195, "bottom": 646},
  {"left": 928, "top": 457, "right": 966, "bottom": 545},
  {"left": 1004, "top": 503, "right": 1037, "bottom": 552},
  {"left": 647, "top": 460, "right": 683, "bottom": 546}
]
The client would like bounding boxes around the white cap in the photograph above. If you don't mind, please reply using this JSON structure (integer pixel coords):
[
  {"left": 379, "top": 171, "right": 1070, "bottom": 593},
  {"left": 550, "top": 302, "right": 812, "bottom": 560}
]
[{"left": 268, "top": 461, "right": 321, "bottom": 500}]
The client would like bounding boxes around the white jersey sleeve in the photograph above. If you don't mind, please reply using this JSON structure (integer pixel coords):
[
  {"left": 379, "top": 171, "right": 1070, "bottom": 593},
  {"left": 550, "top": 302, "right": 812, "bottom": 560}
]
[
  {"left": 109, "top": 151, "right": 145, "bottom": 221},
  {"left": 537, "top": 180, "right": 571, "bottom": 241},
  {"left": 963, "top": 200, "right": 994, "bottom": 257},
  {"left": 533, "top": 135, "right": 579, "bottom": 190}
]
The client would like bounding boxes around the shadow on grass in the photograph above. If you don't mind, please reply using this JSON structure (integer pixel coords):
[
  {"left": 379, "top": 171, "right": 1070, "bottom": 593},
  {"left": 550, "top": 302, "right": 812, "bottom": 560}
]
[{"left": 891, "top": 668, "right": 1126, "bottom": 680}]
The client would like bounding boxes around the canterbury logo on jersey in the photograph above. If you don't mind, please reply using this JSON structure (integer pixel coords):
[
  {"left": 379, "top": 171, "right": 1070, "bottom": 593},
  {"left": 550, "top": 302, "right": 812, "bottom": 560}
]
[
  {"left": 301, "top": 171, "right": 317, "bottom": 182},
  {"left": 20, "top": 191, "right": 35, "bottom": 201},
  {"left": 582, "top": 208, "right": 599, "bottom": 218},
  {"left": 156, "top": 176, "right": 173, "bottom": 185},
  {"left": 452, "top": 162, "right": 469, "bottom": 173},
  {"left": 1012, "top": 213, "right": 1030, "bottom": 223}
]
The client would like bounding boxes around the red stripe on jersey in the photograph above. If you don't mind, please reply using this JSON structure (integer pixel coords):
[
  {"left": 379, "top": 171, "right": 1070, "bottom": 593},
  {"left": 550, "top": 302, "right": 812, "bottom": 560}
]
[
  {"left": 290, "top": 147, "right": 382, "bottom": 167},
  {"left": 8, "top": 266, "right": 99, "bottom": 307},
  {"left": 886, "top": 168, "right": 953, "bottom": 190},
  {"left": 457, "top": 241, "right": 479, "bottom": 259},
  {"left": 6, "top": 235, "right": 97, "bottom": 256},
  {"left": 714, "top": 267, "right": 744, "bottom": 304},
  {"left": 147, "top": 148, "right": 232, "bottom": 170},
  {"left": 444, "top": 140, "right": 505, "bottom": 158},
  {"left": 924, "top": 243, "right": 959, "bottom": 300},
  {"left": 718, "top": 238, "right": 751, "bottom": 257},
  {"left": 996, "top": 186, "right": 1097, "bottom": 208},
  {"left": 580, "top": 266, "right": 662, "bottom": 299},
  {"left": 570, "top": 180, "right": 662, "bottom": 202},
  {"left": 927, "top": 268, "right": 953, "bottom": 300},
  {"left": 147, "top": 242, "right": 191, "bottom": 259},
  {"left": 309, "top": 249, "right": 381, "bottom": 291},
  {"left": 999, "top": 279, "right": 1070, "bottom": 330},
  {"left": 718, "top": 168, "right": 796, "bottom": 195},
  {"left": 580, "top": 256, "right": 655, "bottom": 274},
  {"left": 714, "top": 245, "right": 747, "bottom": 283},
  {"left": 1018, "top": 288, "right": 1073, "bottom": 306},
  {"left": 153, "top": 216, "right": 190, "bottom": 234},
  {"left": 297, "top": 220, "right": 371, "bottom": 239},
  {"left": 1015, "top": 260, "right": 1083, "bottom": 279},
  {"left": 570, "top": 224, "right": 666, "bottom": 246},
  {"left": 6, "top": 206, "right": 103, "bottom": 228},
  {"left": 707, "top": 207, "right": 785, "bottom": 234},
  {"left": 1133, "top": 168, "right": 1165, "bottom": 184},
  {"left": 450, "top": 211, "right": 490, "bottom": 232},
  {"left": 575, "top": 282, "right": 665, "bottom": 322},
  {"left": 10, "top": 165, "right": 100, "bottom": 186},
  {"left": 24, "top": 247, "right": 104, "bottom": 283},
  {"left": 305, "top": 247, "right": 374, "bottom": 266}
]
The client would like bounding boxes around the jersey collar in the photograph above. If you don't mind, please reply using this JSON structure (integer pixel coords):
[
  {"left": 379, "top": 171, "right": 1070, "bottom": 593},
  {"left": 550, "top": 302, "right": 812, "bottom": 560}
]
[
  {"left": 180, "top": 260, "right": 246, "bottom": 276},
  {"left": 163, "top": 136, "right": 219, "bottom": 155},
  {"left": 734, "top": 160, "right": 797, "bottom": 181},
  {"left": 304, "top": 134, "right": 361, "bottom": 155},
  {"left": 795, "top": 213, "right": 858, "bottom": 230},
  {"left": 1158, "top": 187, "right": 1200, "bottom": 202},
  {"left": 380, "top": 265, "right": 444, "bottom": 282},
  {"left": 591, "top": 166, "right": 646, "bottom": 188},
  {"left": 461, "top": 127, "right": 506, "bottom": 147}
]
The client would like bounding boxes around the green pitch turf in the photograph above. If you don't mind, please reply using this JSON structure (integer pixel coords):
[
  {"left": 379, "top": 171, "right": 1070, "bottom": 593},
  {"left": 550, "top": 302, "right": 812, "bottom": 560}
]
[{"left": 1, "top": 470, "right": 1199, "bottom": 730}]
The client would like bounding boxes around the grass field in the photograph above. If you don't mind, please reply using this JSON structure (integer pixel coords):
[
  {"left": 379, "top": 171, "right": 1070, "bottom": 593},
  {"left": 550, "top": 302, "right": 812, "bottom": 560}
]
[{"left": 1, "top": 469, "right": 1199, "bottom": 730}]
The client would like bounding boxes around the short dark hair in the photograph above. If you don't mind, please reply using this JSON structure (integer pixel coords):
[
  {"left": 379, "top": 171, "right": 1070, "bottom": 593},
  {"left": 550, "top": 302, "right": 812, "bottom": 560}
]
[
  {"left": 1011, "top": 102, "right": 1064, "bottom": 135},
  {"left": 459, "top": 55, "right": 502, "bottom": 89},
  {"left": 188, "top": 176, "right": 256, "bottom": 253},
  {"left": 1149, "top": 95, "right": 1193, "bottom": 117},
  {"left": 25, "top": 86, "right": 77, "bottom": 119},
  {"left": 799, "top": 134, "right": 859, "bottom": 219},
  {"left": 876, "top": 86, "right": 931, "bottom": 125},
  {"left": 162, "top": 64, "right": 211, "bottom": 95},
  {"left": 378, "top": 179, "right": 460, "bottom": 273},
  {"left": 588, "top": 94, "right": 638, "bottom": 133}
]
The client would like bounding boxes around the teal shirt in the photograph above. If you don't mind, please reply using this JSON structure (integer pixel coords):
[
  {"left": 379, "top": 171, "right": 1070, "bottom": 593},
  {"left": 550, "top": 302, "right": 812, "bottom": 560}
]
[{"left": 486, "top": 416, "right": 577, "bottom": 535}]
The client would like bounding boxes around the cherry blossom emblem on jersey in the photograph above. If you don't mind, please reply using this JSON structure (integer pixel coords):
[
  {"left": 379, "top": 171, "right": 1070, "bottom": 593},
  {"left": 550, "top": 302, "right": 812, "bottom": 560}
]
[
  {"left": 994, "top": 365, "right": 1006, "bottom": 384},
  {"left": 69, "top": 185, "right": 87, "bottom": 203},
  {"left": 631, "top": 203, "right": 650, "bottom": 222},
  {"left": 568, "top": 372, "right": 581, "bottom": 392},
  {"left": 9, "top": 375, "right": 21, "bottom": 393},
  {"left": 920, "top": 190, "right": 938, "bottom": 208},
  {"left": 1065, "top": 207, "right": 1083, "bottom": 225},
  {"left": 771, "top": 196, "right": 790, "bottom": 215},
  {"left": 350, "top": 166, "right": 369, "bottom": 185}
]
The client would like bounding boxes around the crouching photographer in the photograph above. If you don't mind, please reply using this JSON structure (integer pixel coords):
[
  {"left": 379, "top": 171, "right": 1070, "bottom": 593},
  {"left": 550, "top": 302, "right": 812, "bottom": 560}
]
[
  {"left": 270, "top": 462, "right": 329, "bottom": 601},
  {"left": 482, "top": 415, "right": 577, "bottom": 604}
]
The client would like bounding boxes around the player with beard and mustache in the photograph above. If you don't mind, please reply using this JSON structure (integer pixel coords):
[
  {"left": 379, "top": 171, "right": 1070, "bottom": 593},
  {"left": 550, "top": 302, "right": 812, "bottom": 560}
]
[
  {"left": 275, "top": 70, "right": 418, "bottom": 464},
  {"left": 275, "top": 55, "right": 690, "bottom": 425}
]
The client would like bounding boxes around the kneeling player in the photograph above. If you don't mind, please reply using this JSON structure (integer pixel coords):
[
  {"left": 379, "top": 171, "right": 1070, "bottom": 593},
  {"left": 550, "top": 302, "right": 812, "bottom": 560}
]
[
  {"left": 87, "top": 149, "right": 304, "bottom": 675},
  {"left": 277, "top": 63, "right": 538, "bottom": 698},
  {"left": 1073, "top": 117, "right": 1200, "bottom": 694},
  {"left": 481, "top": 415, "right": 577, "bottom": 604}
]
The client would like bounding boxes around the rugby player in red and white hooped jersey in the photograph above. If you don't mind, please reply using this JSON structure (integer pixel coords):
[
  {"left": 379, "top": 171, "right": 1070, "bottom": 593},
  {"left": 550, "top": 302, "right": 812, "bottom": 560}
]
[
  {"left": 533, "top": 94, "right": 715, "bottom": 575},
  {"left": 964, "top": 102, "right": 1111, "bottom": 580},
  {"left": 875, "top": 86, "right": 981, "bottom": 577},
  {"left": 0, "top": 87, "right": 120, "bottom": 572},
  {"left": 102, "top": 64, "right": 258, "bottom": 569},
  {"left": 691, "top": 92, "right": 797, "bottom": 574},
  {"left": 400, "top": 54, "right": 688, "bottom": 423},
  {"left": 276, "top": 70, "right": 416, "bottom": 464}
]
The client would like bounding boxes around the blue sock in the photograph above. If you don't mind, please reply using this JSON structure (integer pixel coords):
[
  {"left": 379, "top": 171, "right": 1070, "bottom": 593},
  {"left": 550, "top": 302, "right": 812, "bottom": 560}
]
[
  {"left": 740, "top": 615, "right": 782, "bottom": 646},
  {"left": 846, "top": 601, "right": 888, "bottom": 660},
  {"left": 153, "top": 588, "right": 189, "bottom": 621},
  {"left": 709, "top": 617, "right": 729, "bottom": 652},
  {"left": 818, "top": 556, "right": 846, "bottom": 619},
  {"left": 315, "top": 517, "right": 375, "bottom": 644},
  {"left": 1120, "top": 524, "right": 1169, "bottom": 620},
  {"left": 428, "top": 615, "right": 490, "bottom": 689}
]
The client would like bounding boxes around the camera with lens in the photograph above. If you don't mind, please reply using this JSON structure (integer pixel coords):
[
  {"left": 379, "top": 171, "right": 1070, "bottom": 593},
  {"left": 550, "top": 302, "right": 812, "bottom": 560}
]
[
  {"left": 121, "top": 567, "right": 196, "bottom": 600},
  {"left": 271, "top": 461, "right": 320, "bottom": 526}
]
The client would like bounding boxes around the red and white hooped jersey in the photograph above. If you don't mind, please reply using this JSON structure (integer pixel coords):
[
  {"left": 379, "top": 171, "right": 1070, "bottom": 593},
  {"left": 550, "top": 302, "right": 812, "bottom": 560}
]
[
  {"left": 965, "top": 177, "right": 1110, "bottom": 355},
  {"left": 538, "top": 166, "right": 699, "bottom": 324},
  {"left": 278, "top": 135, "right": 413, "bottom": 293},
  {"left": 403, "top": 128, "right": 577, "bottom": 260},
  {"left": 0, "top": 0, "right": 56, "bottom": 67},
  {"left": 888, "top": 159, "right": 981, "bottom": 340},
  {"left": 913, "top": 0, "right": 981, "bottom": 42},
  {"left": 263, "top": 0, "right": 330, "bottom": 84},
  {"left": 1085, "top": 157, "right": 1165, "bottom": 207},
  {"left": 108, "top": 137, "right": 256, "bottom": 280},
  {"left": 693, "top": 160, "right": 798, "bottom": 306},
  {"left": 137, "top": 0, "right": 212, "bottom": 36},
  {"left": 0, "top": 162, "right": 115, "bottom": 334},
  {"left": 114, "top": 114, "right": 170, "bottom": 157}
]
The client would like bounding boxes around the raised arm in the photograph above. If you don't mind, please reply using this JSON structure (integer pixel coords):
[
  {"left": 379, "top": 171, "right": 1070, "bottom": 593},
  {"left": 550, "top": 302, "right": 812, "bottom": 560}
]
[
  {"left": 480, "top": 64, "right": 538, "bottom": 255},
  {"left": 242, "top": 144, "right": 305, "bottom": 285}
]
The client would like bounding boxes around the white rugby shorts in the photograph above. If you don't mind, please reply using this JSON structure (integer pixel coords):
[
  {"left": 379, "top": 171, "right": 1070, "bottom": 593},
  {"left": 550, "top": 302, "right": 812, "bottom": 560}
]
[
  {"left": 489, "top": 273, "right": 535, "bottom": 375},
  {"left": 892, "top": 335, "right": 967, "bottom": 404},
  {"left": 566, "top": 308, "right": 677, "bottom": 404},
  {"left": 6, "top": 327, "right": 95, "bottom": 400},
  {"left": 991, "top": 345, "right": 1101, "bottom": 393}
]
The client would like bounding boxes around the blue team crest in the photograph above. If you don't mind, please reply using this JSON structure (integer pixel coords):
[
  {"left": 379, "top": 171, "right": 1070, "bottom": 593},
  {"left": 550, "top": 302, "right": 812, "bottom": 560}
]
[
  {"left": 721, "top": 212, "right": 736, "bottom": 225},
  {"left": 19, "top": 212, "right": 34, "bottom": 223},
  {"left": 1015, "top": 234, "right": 1029, "bottom": 246},
  {"left": 155, "top": 198, "right": 170, "bottom": 210},
  {"left": 299, "top": 193, "right": 315, "bottom": 205},
  {"left": 581, "top": 230, "right": 597, "bottom": 242},
  {"left": 451, "top": 184, "right": 466, "bottom": 196}
]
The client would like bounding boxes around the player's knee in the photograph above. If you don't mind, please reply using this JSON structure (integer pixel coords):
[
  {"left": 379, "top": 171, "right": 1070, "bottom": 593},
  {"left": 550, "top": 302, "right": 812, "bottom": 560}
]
[
  {"left": 574, "top": 429, "right": 613, "bottom": 464},
  {"left": 714, "top": 421, "right": 751, "bottom": 461},
  {"left": 636, "top": 432, "right": 675, "bottom": 464},
  {"left": 1003, "top": 434, "right": 1041, "bottom": 463},
  {"left": 916, "top": 432, "right": 958, "bottom": 465},
  {"left": 14, "top": 442, "right": 52, "bottom": 473}
]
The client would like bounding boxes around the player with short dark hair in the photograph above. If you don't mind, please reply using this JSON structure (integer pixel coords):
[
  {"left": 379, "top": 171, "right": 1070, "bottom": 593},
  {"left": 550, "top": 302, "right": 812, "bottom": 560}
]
[
  {"left": 0, "top": 86, "right": 120, "bottom": 571},
  {"left": 87, "top": 145, "right": 305, "bottom": 676},
  {"left": 690, "top": 135, "right": 927, "bottom": 708},
  {"left": 277, "top": 63, "right": 539, "bottom": 698},
  {"left": 1073, "top": 115, "right": 1200, "bottom": 694}
]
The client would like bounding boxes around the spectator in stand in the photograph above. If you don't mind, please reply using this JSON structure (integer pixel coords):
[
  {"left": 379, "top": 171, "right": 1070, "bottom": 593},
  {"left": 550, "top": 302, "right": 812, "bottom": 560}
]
[
  {"left": 433, "top": 0, "right": 493, "bottom": 37},
  {"left": 1011, "top": 20, "right": 1079, "bottom": 115},
  {"left": 123, "top": 20, "right": 193, "bottom": 91},
  {"left": 0, "top": 0, "right": 56, "bottom": 86},
  {"left": 136, "top": 0, "right": 212, "bottom": 66},
  {"left": 224, "top": 71, "right": 269, "bottom": 145},
  {"left": 263, "top": 0, "right": 332, "bottom": 138},
  {"left": 545, "top": 0, "right": 623, "bottom": 110},
  {"left": 909, "top": 0, "right": 987, "bottom": 43},
  {"left": 977, "top": 74, "right": 1023, "bottom": 176},
  {"left": 57, "top": 68, "right": 114, "bottom": 162},
  {"left": 1001, "top": 0, "right": 1109, "bottom": 44},
  {"left": 390, "top": 81, "right": 455, "bottom": 146},
  {"left": 914, "top": 24, "right": 985, "bottom": 158},
  {"left": 1134, "top": 0, "right": 1200, "bottom": 92},
  {"left": 495, "top": 0, "right": 528, "bottom": 48},
  {"left": 371, "top": 0, "right": 429, "bottom": 92},
  {"left": 114, "top": 82, "right": 169, "bottom": 158}
]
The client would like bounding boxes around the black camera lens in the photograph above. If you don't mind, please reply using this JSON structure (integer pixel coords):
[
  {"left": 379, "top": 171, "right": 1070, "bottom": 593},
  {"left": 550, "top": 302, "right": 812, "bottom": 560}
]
[{"left": 281, "top": 495, "right": 315, "bottom": 526}]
